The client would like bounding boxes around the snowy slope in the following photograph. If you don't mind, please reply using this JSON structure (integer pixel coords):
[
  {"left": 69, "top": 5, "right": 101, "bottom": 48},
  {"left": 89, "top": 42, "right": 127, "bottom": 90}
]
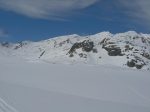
[
  {"left": 0, "top": 31, "right": 150, "bottom": 112},
  {"left": 0, "top": 97, "right": 18, "bottom": 112},
  {"left": 0, "top": 56, "right": 150, "bottom": 112},
  {"left": 0, "top": 31, "right": 150, "bottom": 70}
]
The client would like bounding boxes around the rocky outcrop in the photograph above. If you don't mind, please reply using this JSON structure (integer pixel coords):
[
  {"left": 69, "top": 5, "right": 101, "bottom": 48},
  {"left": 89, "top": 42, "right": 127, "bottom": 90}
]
[
  {"left": 1, "top": 42, "right": 10, "bottom": 47},
  {"left": 141, "top": 53, "right": 150, "bottom": 60},
  {"left": 102, "top": 44, "right": 124, "bottom": 56},
  {"left": 103, "top": 46, "right": 124, "bottom": 56},
  {"left": 127, "top": 59, "right": 145, "bottom": 69},
  {"left": 68, "top": 40, "right": 94, "bottom": 57},
  {"left": 14, "top": 42, "right": 28, "bottom": 49}
]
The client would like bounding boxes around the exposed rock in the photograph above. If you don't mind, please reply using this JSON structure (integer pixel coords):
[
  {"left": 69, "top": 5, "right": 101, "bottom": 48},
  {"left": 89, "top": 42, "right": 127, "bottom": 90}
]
[
  {"left": 141, "top": 53, "right": 150, "bottom": 60},
  {"left": 14, "top": 42, "right": 27, "bottom": 49},
  {"left": 68, "top": 40, "right": 94, "bottom": 56},
  {"left": 69, "top": 53, "right": 74, "bottom": 57},
  {"left": 124, "top": 45, "right": 133, "bottom": 51},
  {"left": 58, "top": 39, "right": 71, "bottom": 47},
  {"left": 39, "top": 51, "right": 45, "bottom": 58},
  {"left": 127, "top": 60, "right": 136, "bottom": 67},
  {"left": 92, "top": 48, "right": 98, "bottom": 53},
  {"left": 127, "top": 58, "right": 145, "bottom": 69},
  {"left": 1, "top": 42, "right": 9, "bottom": 47},
  {"left": 103, "top": 45, "right": 124, "bottom": 56},
  {"left": 136, "top": 64, "right": 143, "bottom": 69},
  {"left": 79, "top": 53, "right": 87, "bottom": 58},
  {"left": 99, "top": 38, "right": 109, "bottom": 45},
  {"left": 82, "top": 40, "right": 94, "bottom": 52}
]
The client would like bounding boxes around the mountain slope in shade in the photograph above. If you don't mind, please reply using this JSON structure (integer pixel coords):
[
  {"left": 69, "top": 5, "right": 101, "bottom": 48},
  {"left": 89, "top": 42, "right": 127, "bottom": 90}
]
[{"left": 0, "top": 31, "right": 150, "bottom": 70}]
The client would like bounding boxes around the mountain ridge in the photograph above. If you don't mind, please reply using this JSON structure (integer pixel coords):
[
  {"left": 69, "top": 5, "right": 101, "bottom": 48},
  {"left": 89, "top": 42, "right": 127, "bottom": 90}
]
[{"left": 0, "top": 31, "right": 150, "bottom": 70}]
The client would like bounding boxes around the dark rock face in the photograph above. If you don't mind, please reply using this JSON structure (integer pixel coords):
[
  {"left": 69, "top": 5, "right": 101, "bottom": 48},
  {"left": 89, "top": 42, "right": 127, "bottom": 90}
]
[
  {"left": 103, "top": 45, "right": 124, "bottom": 56},
  {"left": 142, "top": 53, "right": 150, "bottom": 60},
  {"left": 68, "top": 40, "right": 94, "bottom": 57},
  {"left": 92, "top": 48, "right": 98, "bottom": 53},
  {"left": 82, "top": 40, "right": 94, "bottom": 52},
  {"left": 136, "top": 65, "right": 143, "bottom": 69},
  {"left": 99, "top": 38, "right": 110, "bottom": 45},
  {"left": 101, "top": 39, "right": 124, "bottom": 56},
  {"left": 124, "top": 45, "right": 133, "bottom": 51},
  {"left": 14, "top": 42, "right": 27, "bottom": 49},
  {"left": 69, "top": 53, "right": 74, "bottom": 57},
  {"left": 79, "top": 53, "right": 87, "bottom": 58},
  {"left": 66, "top": 35, "right": 149, "bottom": 70},
  {"left": 58, "top": 39, "right": 71, "bottom": 47},
  {"left": 127, "top": 60, "right": 136, "bottom": 67},
  {"left": 127, "top": 59, "right": 145, "bottom": 69},
  {"left": 39, "top": 51, "right": 45, "bottom": 58},
  {"left": 108, "top": 48, "right": 122, "bottom": 56},
  {"left": 1, "top": 42, "right": 9, "bottom": 47}
]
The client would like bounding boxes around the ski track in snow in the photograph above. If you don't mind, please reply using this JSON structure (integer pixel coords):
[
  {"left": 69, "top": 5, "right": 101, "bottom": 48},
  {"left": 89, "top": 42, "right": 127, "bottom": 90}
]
[
  {"left": 0, "top": 97, "right": 18, "bottom": 112},
  {"left": 128, "top": 86, "right": 150, "bottom": 103}
]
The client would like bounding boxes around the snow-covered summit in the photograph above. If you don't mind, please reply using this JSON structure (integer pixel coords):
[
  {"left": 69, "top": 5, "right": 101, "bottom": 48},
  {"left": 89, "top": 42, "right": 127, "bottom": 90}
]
[{"left": 0, "top": 31, "right": 150, "bottom": 70}]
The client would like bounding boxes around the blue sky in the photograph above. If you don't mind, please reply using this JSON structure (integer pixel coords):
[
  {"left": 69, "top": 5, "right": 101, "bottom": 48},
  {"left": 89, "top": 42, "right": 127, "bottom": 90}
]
[{"left": 0, "top": 0, "right": 150, "bottom": 42}]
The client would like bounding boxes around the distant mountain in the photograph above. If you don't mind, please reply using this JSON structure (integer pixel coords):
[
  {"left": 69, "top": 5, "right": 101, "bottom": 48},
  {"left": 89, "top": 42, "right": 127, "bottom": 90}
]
[{"left": 0, "top": 31, "right": 150, "bottom": 70}]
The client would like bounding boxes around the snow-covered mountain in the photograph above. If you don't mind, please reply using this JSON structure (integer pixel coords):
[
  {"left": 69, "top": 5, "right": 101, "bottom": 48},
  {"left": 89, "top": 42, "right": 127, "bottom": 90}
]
[
  {"left": 1, "top": 31, "right": 150, "bottom": 112},
  {"left": 0, "top": 31, "right": 150, "bottom": 70}
]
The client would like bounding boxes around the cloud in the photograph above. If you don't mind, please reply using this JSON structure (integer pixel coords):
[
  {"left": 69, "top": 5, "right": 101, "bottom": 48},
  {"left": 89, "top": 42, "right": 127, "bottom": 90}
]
[
  {"left": 118, "top": 0, "right": 150, "bottom": 23},
  {"left": 0, "top": 0, "right": 99, "bottom": 20},
  {"left": 0, "top": 29, "right": 8, "bottom": 38}
]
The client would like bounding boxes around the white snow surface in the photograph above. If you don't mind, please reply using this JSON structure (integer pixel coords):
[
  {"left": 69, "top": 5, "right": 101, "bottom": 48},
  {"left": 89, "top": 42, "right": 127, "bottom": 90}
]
[{"left": 0, "top": 31, "right": 150, "bottom": 112}]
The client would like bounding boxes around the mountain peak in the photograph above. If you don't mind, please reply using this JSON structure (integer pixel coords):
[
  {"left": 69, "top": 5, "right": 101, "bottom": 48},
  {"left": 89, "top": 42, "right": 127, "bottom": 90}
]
[{"left": 0, "top": 31, "right": 150, "bottom": 70}]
